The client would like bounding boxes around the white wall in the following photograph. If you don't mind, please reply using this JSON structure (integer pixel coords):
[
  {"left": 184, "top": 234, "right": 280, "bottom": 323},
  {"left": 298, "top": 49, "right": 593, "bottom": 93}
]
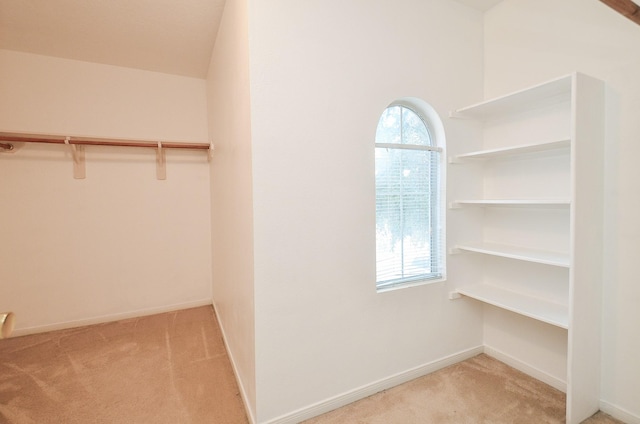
[
  {"left": 206, "top": 0, "right": 257, "bottom": 420},
  {"left": 247, "top": 1, "right": 485, "bottom": 421},
  {"left": 0, "top": 50, "right": 212, "bottom": 334},
  {"left": 484, "top": 1, "right": 640, "bottom": 421}
]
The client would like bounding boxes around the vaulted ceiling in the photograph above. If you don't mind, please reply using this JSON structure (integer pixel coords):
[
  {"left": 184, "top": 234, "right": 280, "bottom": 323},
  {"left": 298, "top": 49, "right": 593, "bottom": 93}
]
[
  {"left": 0, "top": 0, "right": 501, "bottom": 79},
  {"left": 0, "top": 0, "right": 226, "bottom": 78}
]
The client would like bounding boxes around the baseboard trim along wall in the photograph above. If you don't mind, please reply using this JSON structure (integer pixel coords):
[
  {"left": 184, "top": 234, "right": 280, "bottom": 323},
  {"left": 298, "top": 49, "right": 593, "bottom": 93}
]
[
  {"left": 11, "top": 298, "right": 213, "bottom": 337},
  {"left": 211, "top": 303, "right": 258, "bottom": 424},
  {"left": 263, "top": 346, "right": 484, "bottom": 424},
  {"left": 483, "top": 345, "right": 567, "bottom": 393},
  {"left": 600, "top": 400, "right": 640, "bottom": 424}
]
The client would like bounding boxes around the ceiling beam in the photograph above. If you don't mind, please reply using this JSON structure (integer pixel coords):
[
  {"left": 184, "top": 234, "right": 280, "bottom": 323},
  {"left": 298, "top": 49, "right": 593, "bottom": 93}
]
[{"left": 600, "top": 0, "right": 640, "bottom": 25}]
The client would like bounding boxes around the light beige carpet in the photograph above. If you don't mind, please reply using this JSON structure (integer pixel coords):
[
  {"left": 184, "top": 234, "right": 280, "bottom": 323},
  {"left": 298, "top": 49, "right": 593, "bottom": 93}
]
[
  {"left": 0, "top": 307, "right": 624, "bottom": 424},
  {"left": 0, "top": 306, "right": 248, "bottom": 424},
  {"left": 304, "top": 354, "right": 622, "bottom": 424}
]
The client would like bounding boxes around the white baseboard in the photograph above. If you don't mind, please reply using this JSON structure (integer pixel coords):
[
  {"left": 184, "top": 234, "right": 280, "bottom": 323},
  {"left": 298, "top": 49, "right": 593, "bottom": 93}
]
[
  {"left": 11, "top": 298, "right": 213, "bottom": 337},
  {"left": 483, "top": 345, "right": 567, "bottom": 393},
  {"left": 262, "top": 345, "right": 484, "bottom": 424},
  {"left": 211, "top": 303, "right": 257, "bottom": 424},
  {"left": 600, "top": 400, "right": 640, "bottom": 424}
]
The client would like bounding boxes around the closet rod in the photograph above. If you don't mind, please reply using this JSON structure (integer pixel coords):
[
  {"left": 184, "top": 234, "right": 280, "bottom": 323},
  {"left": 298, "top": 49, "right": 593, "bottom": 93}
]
[{"left": 0, "top": 133, "right": 210, "bottom": 151}]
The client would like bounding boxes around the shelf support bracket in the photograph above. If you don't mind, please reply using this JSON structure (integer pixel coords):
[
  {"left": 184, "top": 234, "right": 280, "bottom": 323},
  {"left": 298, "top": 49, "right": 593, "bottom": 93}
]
[
  {"left": 448, "top": 111, "right": 469, "bottom": 119},
  {"left": 208, "top": 142, "right": 215, "bottom": 162},
  {"left": 448, "top": 247, "right": 462, "bottom": 255},
  {"left": 65, "top": 137, "right": 86, "bottom": 179},
  {"left": 449, "top": 291, "right": 462, "bottom": 300},
  {"left": 156, "top": 141, "right": 166, "bottom": 180}
]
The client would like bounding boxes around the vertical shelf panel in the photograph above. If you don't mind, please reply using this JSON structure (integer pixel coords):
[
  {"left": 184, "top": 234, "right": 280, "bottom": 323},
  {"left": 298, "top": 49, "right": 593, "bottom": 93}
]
[{"left": 565, "top": 73, "right": 605, "bottom": 424}]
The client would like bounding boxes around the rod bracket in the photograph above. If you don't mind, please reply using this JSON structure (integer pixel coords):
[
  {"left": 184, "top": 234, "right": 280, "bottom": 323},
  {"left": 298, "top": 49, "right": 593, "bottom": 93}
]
[
  {"left": 0, "top": 142, "right": 14, "bottom": 152},
  {"left": 0, "top": 141, "right": 25, "bottom": 154},
  {"left": 156, "top": 141, "right": 166, "bottom": 180},
  {"left": 65, "top": 137, "right": 86, "bottom": 179}
]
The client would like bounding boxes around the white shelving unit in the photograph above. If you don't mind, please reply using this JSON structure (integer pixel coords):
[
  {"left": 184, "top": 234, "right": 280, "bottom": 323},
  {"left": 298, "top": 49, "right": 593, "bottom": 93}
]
[
  {"left": 455, "top": 284, "right": 568, "bottom": 329},
  {"left": 451, "top": 199, "right": 570, "bottom": 208},
  {"left": 453, "top": 242, "right": 570, "bottom": 268},
  {"left": 451, "top": 139, "right": 570, "bottom": 162},
  {"left": 449, "top": 73, "right": 604, "bottom": 424}
]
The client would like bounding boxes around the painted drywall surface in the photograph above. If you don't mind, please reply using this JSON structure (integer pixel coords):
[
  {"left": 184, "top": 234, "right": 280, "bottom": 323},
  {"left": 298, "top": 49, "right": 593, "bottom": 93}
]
[
  {"left": 0, "top": 50, "right": 209, "bottom": 141},
  {"left": 206, "top": 0, "right": 257, "bottom": 419},
  {"left": 0, "top": 50, "right": 212, "bottom": 333},
  {"left": 484, "top": 0, "right": 640, "bottom": 419},
  {"left": 247, "top": 0, "right": 484, "bottom": 421}
]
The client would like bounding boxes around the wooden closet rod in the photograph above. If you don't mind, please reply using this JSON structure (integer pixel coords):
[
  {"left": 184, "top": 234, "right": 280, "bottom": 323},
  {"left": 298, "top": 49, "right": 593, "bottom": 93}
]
[
  {"left": 600, "top": 0, "right": 640, "bottom": 25},
  {"left": 0, "top": 131, "right": 213, "bottom": 180},
  {"left": 0, "top": 132, "right": 211, "bottom": 151}
]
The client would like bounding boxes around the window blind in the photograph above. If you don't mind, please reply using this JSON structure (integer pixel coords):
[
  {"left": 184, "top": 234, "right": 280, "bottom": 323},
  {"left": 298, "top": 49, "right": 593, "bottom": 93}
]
[{"left": 375, "top": 105, "right": 443, "bottom": 290}]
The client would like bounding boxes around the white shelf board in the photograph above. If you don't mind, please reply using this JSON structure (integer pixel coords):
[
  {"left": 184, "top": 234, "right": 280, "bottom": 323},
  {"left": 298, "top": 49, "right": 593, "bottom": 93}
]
[
  {"left": 450, "top": 74, "right": 572, "bottom": 120},
  {"left": 451, "top": 199, "right": 570, "bottom": 208},
  {"left": 456, "top": 284, "right": 569, "bottom": 329},
  {"left": 454, "top": 241, "right": 570, "bottom": 268},
  {"left": 454, "top": 139, "right": 571, "bottom": 161}
]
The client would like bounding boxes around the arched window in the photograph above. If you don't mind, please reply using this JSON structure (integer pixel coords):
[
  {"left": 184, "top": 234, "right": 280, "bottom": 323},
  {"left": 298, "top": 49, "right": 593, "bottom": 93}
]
[{"left": 375, "top": 98, "right": 445, "bottom": 291}]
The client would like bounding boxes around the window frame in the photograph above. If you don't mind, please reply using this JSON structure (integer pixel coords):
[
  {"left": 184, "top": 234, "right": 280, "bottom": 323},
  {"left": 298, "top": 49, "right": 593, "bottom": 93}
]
[{"left": 374, "top": 97, "right": 447, "bottom": 292}]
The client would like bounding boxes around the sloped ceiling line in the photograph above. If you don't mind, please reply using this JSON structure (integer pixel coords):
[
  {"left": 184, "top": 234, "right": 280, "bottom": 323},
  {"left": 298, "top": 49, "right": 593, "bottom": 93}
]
[
  {"left": 0, "top": 0, "right": 226, "bottom": 78},
  {"left": 0, "top": 0, "right": 509, "bottom": 78}
]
